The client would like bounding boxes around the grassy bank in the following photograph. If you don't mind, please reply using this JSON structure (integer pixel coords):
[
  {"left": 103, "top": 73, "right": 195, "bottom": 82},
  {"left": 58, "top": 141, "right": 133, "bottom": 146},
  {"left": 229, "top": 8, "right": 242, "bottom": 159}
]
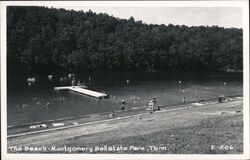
[{"left": 92, "top": 114, "right": 243, "bottom": 154}]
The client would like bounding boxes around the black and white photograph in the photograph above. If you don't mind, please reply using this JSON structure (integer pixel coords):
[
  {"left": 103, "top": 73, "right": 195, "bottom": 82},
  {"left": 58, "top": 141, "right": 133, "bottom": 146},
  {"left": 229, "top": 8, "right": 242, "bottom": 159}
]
[{"left": 1, "top": 1, "right": 249, "bottom": 160}]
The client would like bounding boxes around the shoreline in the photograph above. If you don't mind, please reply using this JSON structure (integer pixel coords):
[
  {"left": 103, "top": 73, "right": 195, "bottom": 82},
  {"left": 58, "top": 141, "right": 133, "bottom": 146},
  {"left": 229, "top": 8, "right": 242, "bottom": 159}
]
[
  {"left": 8, "top": 94, "right": 243, "bottom": 129},
  {"left": 7, "top": 96, "right": 243, "bottom": 154},
  {"left": 8, "top": 95, "right": 243, "bottom": 137}
]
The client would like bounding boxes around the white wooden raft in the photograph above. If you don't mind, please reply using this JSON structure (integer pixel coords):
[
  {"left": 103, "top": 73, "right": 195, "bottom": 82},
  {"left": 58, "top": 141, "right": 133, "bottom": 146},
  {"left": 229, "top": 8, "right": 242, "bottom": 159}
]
[{"left": 54, "top": 86, "right": 107, "bottom": 99}]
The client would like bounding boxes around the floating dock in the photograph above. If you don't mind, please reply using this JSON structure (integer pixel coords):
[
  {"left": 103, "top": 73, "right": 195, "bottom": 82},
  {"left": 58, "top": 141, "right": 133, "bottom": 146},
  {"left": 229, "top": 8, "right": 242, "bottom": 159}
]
[{"left": 54, "top": 86, "right": 108, "bottom": 99}]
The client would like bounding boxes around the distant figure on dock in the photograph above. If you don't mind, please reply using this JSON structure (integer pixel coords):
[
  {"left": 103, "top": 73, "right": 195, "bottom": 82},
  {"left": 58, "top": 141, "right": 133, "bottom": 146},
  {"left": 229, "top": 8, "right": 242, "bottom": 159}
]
[
  {"left": 89, "top": 76, "right": 91, "bottom": 84},
  {"left": 179, "top": 80, "right": 182, "bottom": 84},
  {"left": 224, "top": 81, "right": 227, "bottom": 85},
  {"left": 68, "top": 74, "right": 72, "bottom": 79},
  {"left": 77, "top": 80, "right": 81, "bottom": 86},
  {"left": 121, "top": 100, "right": 126, "bottom": 110},
  {"left": 126, "top": 80, "right": 130, "bottom": 84},
  {"left": 71, "top": 77, "right": 76, "bottom": 88}
]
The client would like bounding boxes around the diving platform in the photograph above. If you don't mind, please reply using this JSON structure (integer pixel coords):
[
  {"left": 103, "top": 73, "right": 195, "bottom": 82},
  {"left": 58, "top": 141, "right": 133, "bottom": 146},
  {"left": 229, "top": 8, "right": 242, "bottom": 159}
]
[{"left": 54, "top": 86, "right": 108, "bottom": 99}]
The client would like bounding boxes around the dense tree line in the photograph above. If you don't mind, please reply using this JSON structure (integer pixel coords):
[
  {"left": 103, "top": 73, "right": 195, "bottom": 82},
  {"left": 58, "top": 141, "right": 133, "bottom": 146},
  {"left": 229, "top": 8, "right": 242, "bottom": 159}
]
[{"left": 7, "top": 6, "right": 243, "bottom": 73}]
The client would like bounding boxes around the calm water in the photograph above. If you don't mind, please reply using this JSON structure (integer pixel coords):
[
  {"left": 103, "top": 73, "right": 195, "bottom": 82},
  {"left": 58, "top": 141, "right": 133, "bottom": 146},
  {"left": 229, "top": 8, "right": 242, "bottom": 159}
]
[{"left": 7, "top": 72, "right": 243, "bottom": 126}]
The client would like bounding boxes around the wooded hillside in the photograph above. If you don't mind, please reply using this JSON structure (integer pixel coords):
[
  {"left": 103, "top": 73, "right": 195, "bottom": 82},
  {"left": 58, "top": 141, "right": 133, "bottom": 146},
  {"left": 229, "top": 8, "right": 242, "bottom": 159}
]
[{"left": 7, "top": 6, "right": 243, "bottom": 72}]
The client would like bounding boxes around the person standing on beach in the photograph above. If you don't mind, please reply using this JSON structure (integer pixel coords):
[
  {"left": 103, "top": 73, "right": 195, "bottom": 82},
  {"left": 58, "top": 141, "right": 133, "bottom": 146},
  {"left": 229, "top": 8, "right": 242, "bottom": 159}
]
[{"left": 121, "top": 100, "right": 126, "bottom": 110}]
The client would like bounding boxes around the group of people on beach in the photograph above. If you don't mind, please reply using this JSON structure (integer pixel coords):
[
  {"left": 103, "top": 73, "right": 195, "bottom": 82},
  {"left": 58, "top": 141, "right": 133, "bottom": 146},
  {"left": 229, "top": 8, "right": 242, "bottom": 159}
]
[
  {"left": 109, "top": 99, "right": 126, "bottom": 118},
  {"left": 109, "top": 97, "right": 161, "bottom": 118}
]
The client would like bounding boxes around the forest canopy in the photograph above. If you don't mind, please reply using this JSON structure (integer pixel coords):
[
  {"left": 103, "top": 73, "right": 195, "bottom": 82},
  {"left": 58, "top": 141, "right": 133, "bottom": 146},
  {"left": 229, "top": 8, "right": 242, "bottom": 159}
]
[{"left": 7, "top": 6, "right": 243, "bottom": 73}]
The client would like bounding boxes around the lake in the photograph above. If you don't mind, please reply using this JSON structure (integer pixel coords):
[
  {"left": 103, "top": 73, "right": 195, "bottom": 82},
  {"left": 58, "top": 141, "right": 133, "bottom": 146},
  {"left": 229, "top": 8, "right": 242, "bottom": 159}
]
[{"left": 7, "top": 72, "right": 243, "bottom": 126}]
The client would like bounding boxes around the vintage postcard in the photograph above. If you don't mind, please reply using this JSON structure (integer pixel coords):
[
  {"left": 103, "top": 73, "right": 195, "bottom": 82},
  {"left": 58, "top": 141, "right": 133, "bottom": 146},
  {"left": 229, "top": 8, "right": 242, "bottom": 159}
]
[{"left": 1, "top": 1, "right": 249, "bottom": 160}]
